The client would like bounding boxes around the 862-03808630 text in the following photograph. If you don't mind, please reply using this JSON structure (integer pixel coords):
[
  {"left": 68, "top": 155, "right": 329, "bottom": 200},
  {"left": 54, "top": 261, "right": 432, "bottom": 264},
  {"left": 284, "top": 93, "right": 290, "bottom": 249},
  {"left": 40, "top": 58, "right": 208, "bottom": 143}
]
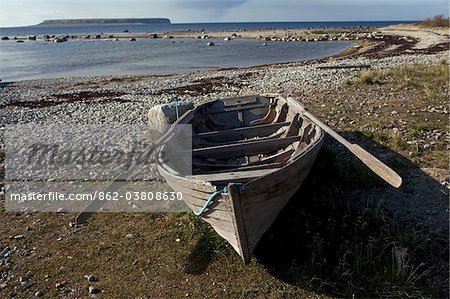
[{"left": 8, "top": 191, "right": 184, "bottom": 201}]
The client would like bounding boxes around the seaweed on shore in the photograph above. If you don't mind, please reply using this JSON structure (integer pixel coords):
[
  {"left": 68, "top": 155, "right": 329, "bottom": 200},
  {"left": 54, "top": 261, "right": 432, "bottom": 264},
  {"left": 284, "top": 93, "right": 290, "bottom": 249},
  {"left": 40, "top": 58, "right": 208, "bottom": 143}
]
[
  {"left": 153, "top": 73, "right": 255, "bottom": 96},
  {"left": 4, "top": 90, "right": 131, "bottom": 108}
]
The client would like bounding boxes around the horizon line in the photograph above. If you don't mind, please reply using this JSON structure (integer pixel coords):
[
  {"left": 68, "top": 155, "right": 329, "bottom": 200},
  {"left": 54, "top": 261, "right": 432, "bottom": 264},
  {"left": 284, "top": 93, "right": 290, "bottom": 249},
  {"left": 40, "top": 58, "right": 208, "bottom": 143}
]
[{"left": 0, "top": 19, "right": 423, "bottom": 29}]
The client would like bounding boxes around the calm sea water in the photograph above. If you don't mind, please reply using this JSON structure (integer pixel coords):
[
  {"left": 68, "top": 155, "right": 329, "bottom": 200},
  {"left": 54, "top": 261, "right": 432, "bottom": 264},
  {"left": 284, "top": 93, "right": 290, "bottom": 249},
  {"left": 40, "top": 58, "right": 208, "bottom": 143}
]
[
  {"left": 0, "top": 21, "right": 415, "bottom": 36},
  {"left": 0, "top": 38, "right": 355, "bottom": 81},
  {"left": 0, "top": 21, "right": 413, "bottom": 82}
]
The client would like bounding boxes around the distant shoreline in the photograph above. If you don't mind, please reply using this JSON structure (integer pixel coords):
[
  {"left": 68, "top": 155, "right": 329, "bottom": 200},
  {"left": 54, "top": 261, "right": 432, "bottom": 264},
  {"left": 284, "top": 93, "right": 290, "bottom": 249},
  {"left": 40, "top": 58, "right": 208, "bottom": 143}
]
[
  {"left": 35, "top": 18, "right": 171, "bottom": 27},
  {"left": 0, "top": 20, "right": 417, "bottom": 31}
]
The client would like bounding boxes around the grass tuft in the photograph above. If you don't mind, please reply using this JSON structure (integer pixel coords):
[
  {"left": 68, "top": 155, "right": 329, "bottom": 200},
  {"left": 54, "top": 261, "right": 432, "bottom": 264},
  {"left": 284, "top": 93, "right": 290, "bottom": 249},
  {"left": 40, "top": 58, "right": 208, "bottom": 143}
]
[{"left": 345, "top": 64, "right": 449, "bottom": 89}]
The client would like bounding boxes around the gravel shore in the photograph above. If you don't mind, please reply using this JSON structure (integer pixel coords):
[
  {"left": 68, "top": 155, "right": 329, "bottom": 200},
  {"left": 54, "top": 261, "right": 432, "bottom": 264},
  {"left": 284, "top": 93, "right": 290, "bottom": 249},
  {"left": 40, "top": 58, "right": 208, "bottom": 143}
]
[{"left": 1, "top": 49, "right": 448, "bottom": 127}]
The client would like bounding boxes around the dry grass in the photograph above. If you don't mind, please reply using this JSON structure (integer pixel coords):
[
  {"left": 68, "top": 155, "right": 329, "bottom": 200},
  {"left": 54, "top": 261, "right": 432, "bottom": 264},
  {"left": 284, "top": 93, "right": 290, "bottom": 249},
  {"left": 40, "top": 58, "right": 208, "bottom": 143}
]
[
  {"left": 0, "top": 212, "right": 321, "bottom": 298},
  {"left": 350, "top": 69, "right": 384, "bottom": 85},
  {"left": 346, "top": 62, "right": 449, "bottom": 89},
  {"left": 418, "top": 15, "right": 450, "bottom": 28},
  {"left": 339, "top": 62, "right": 449, "bottom": 167}
]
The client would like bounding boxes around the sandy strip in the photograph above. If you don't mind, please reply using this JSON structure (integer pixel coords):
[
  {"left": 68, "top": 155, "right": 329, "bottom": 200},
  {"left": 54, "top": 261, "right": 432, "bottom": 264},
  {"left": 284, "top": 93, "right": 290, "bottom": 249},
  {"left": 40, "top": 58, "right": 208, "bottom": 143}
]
[{"left": 381, "top": 24, "right": 450, "bottom": 49}]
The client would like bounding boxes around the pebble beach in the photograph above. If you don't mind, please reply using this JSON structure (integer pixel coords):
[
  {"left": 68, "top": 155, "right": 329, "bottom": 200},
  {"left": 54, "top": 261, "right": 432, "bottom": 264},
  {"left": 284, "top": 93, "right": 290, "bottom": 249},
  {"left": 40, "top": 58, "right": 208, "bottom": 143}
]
[{"left": 1, "top": 25, "right": 448, "bottom": 126}]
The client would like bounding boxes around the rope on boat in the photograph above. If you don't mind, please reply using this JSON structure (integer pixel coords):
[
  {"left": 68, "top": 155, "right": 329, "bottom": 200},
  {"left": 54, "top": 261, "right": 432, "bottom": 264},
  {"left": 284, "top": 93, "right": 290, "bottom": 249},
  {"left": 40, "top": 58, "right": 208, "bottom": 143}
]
[
  {"left": 193, "top": 186, "right": 228, "bottom": 217},
  {"left": 193, "top": 183, "right": 245, "bottom": 217}
]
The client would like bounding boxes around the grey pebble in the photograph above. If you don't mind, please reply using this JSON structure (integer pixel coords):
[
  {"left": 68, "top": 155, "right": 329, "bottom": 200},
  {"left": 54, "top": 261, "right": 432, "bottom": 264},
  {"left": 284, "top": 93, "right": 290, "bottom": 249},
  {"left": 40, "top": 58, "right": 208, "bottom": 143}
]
[
  {"left": 88, "top": 286, "right": 101, "bottom": 294},
  {"left": 84, "top": 274, "right": 98, "bottom": 282},
  {"left": 55, "top": 281, "right": 66, "bottom": 288}
]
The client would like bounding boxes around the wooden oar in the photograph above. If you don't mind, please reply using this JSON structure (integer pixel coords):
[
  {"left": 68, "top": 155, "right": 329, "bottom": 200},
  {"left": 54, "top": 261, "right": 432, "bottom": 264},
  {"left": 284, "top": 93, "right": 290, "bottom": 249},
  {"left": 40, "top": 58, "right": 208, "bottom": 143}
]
[{"left": 288, "top": 97, "right": 402, "bottom": 188}]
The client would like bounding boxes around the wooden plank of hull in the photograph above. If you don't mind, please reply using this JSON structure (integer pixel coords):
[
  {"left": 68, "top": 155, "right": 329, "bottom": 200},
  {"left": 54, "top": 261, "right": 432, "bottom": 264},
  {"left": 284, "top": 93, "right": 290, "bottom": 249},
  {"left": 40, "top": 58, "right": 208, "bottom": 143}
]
[
  {"left": 188, "top": 191, "right": 242, "bottom": 256},
  {"left": 189, "top": 206, "right": 233, "bottom": 223},
  {"left": 243, "top": 170, "right": 310, "bottom": 242},
  {"left": 193, "top": 121, "right": 290, "bottom": 141},
  {"left": 239, "top": 139, "right": 322, "bottom": 196},
  {"left": 247, "top": 186, "right": 300, "bottom": 253},
  {"left": 163, "top": 177, "right": 237, "bottom": 216},
  {"left": 241, "top": 170, "right": 309, "bottom": 207},
  {"left": 228, "top": 184, "right": 251, "bottom": 263},
  {"left": 157, "top": 164, "right": 218, "bottom": 193},
  {"left": 164, "top": 187, "right": 228, "bottom": 210},
  {"left": 187, "top": 168, "right": 282, "bottom": 183},
  {"left": 185, "top": 201, "right": 233, "bottom": 222},
  {"left": 162, "top": 172, "right": 241, "bottom": 252},
  {"left": 164, "top": 177, "right": 216, "bottom": 197},
  {"left": 163, "top": 175, "right": 240, "bottom": 224},
  {"left": 236, "top": 140, "right": 322, "bottom": 256}
]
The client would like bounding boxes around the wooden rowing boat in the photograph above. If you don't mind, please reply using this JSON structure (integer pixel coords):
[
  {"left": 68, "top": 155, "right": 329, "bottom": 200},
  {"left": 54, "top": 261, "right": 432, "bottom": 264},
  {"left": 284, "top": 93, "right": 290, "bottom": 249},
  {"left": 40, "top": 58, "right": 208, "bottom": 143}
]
[
  {"left": 75, "top": 93, "right": 400, "bottom": 262},
  {"left": 156, "top": 94, "right": 324, "bottom": 263}
]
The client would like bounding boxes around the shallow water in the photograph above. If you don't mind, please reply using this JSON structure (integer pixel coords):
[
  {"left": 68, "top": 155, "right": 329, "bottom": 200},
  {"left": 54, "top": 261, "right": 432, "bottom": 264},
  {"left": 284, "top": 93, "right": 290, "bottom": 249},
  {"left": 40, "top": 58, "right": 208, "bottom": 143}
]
[{"left": 0, "top": 38, "right": 355, "bottom": 81}]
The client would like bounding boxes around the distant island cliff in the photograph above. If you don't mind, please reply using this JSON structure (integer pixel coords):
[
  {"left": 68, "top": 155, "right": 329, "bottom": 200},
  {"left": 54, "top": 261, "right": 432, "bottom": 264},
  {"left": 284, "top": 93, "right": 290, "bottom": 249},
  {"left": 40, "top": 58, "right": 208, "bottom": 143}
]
[{"left": 35, "top": 18, "right": 171, "bottom": 26}]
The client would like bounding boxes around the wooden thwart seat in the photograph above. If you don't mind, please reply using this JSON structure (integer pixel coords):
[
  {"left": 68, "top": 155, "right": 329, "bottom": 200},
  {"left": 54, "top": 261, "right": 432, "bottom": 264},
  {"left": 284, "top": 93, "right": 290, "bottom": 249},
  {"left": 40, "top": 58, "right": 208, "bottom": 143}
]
[
  {"left": 193, "top": 121, "right": 290, "bottom": 140},
  {"left": 193, "top": 162, "right": 284, "bottom": 173},
  {"left": 208, "top": 103, "right": 274, "bottom": 114},
  {"left": 190, "top": 135, "right": 301, "bottom": 158}
]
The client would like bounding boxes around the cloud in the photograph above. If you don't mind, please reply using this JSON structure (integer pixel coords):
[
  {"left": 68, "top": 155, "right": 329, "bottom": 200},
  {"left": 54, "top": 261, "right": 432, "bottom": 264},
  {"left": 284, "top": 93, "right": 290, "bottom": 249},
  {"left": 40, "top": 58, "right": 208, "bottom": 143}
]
[
  {"left": 175, "top": 0, "right": 248, "bottom": 11},
  {"left": 1, "top": 0, "right": 448, "bottom": 27},
  {"left": 172, "top": 0, "right": 249, "bottom": 19},
  {"left": 226, "top": 0, "right": 449, "bottom": 22}
]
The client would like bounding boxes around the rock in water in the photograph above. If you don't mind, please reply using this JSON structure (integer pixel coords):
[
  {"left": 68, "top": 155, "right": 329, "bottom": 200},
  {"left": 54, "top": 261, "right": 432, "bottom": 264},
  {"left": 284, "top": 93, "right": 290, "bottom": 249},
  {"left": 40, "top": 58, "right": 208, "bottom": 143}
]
[{"left": 147, "top": 101, "right": 194, "bottom": 134}]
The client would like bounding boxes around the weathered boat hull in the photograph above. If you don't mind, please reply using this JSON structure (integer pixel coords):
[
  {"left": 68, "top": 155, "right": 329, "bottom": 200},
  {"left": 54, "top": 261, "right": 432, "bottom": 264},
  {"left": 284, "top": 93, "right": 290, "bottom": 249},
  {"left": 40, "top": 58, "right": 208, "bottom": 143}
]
[{"left": 157, "top": 94, "right": 324, "bottom": 263}]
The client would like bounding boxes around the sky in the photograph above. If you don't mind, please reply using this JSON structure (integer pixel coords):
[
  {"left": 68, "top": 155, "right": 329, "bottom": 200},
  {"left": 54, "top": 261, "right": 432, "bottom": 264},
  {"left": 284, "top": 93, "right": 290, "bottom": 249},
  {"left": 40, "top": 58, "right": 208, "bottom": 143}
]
[{"left": 0, "top": 0, "right": 448, "bottom": 27}]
